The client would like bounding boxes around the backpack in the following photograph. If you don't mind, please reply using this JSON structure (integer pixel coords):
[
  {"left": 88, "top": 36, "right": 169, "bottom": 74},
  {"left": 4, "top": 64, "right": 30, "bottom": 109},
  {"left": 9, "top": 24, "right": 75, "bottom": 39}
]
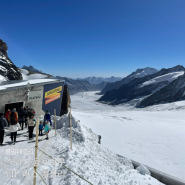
[{"left": 10, "top": 112, "right": 16, "bottom": 125}]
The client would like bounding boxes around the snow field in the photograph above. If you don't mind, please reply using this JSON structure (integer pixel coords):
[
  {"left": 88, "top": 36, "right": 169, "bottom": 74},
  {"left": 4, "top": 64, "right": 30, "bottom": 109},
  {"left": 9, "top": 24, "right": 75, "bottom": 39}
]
[{"left": 71, "top": 91, "right": 185, "bottom": 180}]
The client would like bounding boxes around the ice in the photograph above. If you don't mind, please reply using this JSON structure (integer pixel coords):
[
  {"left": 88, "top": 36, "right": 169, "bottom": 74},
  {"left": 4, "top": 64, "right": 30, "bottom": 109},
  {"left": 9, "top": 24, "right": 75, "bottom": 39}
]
[{"left": 136, "top": 165, "right": 151, "bottom": 176}]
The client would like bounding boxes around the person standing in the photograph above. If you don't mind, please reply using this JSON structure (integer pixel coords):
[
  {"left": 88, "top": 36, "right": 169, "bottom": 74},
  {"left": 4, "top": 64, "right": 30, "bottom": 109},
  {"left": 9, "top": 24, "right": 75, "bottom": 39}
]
[
  {"left": 8, "top": 108, "right": 18, "bottom": 144},
  {"left": 43, "top": 110, "right": 52, "bottom": 126},
  {"left": 18, "top": 107, "right": 26, "bottom": 130},
  {"left": 0, "top": 113, "right": 7, "bottom": 145},
  {"left": 28, "top": 114, "right": 36, "bottom": 140},
  {"left": 25, "top": 106, "right": 29, "bottom": 128},
  {"left": 5, "top": 109, "right": 11, "bottom": 127},
  {"left": 44, "top": 121, "right": 50, "bottom": 140},
  {"left": 39, "top": 121, "right": 43, "bottom": 136}
]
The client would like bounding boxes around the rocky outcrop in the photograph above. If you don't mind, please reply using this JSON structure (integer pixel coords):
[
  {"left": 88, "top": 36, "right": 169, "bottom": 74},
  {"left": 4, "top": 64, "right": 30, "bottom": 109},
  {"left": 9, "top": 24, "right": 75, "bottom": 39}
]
[{"left": 0, "top": 39, "right": 22, "bottom": 80}]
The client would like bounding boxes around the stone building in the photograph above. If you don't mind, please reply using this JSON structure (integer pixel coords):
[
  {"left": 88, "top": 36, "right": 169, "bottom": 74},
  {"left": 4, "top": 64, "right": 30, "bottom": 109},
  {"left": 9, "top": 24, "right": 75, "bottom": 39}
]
[{"left": 0, "top": 79, "right": 66, "bottom": 116}]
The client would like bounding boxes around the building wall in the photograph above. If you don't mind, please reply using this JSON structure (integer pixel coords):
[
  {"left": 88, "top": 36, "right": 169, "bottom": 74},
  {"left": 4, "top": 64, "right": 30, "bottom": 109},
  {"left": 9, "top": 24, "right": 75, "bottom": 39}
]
[{"left": 0, "top": 85, "right": 45, "bottom": 116}]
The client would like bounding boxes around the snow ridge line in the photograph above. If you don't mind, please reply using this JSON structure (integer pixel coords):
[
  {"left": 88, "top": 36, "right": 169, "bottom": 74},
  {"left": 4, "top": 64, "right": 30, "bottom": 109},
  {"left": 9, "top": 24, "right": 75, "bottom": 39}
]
[{"left": 35, "top": 146, "right": 94, "bottom": 185}]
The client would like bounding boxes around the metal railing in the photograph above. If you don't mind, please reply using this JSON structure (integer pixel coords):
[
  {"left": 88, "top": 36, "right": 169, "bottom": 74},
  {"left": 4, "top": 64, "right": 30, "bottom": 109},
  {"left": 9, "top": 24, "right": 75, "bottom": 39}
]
[{"left": 117, "top": 154, "right": 185, "bottom": 185}]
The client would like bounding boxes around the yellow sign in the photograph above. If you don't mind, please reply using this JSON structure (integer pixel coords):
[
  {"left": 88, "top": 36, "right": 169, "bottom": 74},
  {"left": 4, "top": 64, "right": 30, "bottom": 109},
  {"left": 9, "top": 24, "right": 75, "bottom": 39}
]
[{"left": 45, "top": 86, "right": 62, "bottom": 105}]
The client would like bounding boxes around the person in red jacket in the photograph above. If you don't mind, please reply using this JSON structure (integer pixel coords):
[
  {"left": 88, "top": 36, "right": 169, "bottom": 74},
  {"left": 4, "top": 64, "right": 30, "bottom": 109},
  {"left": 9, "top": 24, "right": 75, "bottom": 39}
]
[{"left": 5, "top": 109, "right": 11, "bottom": 127}]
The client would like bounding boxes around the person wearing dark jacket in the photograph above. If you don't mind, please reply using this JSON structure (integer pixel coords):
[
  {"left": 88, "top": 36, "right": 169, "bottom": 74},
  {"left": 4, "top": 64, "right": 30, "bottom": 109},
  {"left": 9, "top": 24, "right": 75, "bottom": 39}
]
[
  {"left": 0, "top": 113, "right": 7, "bottom": 145},
  {"left": 18, "top": 107, "right": 26, "bottom": 130},
  {"left": 25, "top": 106, "right": 29, "bottom": 128},
  {"left": 43, "top": 110, "right": 52, "bottom": 126},
  {"left": 8, "top": 108, "right": 18, "bottom": 144}
]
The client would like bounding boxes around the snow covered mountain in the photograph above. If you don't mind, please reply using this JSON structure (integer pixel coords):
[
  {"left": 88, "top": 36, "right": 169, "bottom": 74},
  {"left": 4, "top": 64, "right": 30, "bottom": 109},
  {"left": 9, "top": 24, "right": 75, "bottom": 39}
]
[
  {"left": 77, "top": 76, "right": 122, "bottom": 84},
  {"left": 100, "top": 67, "right": 159, "bottom": 95},
  {"left": 22, "top": 65, "right": 43, "bottom": 73},
  {"left": 20, "top": 68, "right": 52, "bottom": 80},
  {"left": 98, "top": 65, "right": 185, "bottom": 106},
  {"left": 140, "top": 71, "right": 185, "bottom": 107},
  {"left": 0, "top": 39, "right": 22, "bottom": 81}
]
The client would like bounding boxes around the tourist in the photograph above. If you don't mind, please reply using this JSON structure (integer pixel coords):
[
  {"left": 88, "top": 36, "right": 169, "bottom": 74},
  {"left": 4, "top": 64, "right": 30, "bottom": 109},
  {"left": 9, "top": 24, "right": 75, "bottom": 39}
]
[
  {"left": 39, "top": 121, "right": 43, "bottom": 136},
  {"left": 44, "top": 121, "right": 50, "bottom": 140},
  {"left": 28, "top": 114, "right": 36, "bottom": 140},
  {"left": 43, "top": 110, "right": 52, "bottom": 126},
  {"left": 8, "top": 108, "right": 18, "bottom": 145},
  {"left": 18, "top": 107, "right": 26, "bottom": 130},
  {"left": 0, "top": 113, "right": 7, "bottom": 145},
  {"left": 5, "top": 109, "right": 11, "bottom": 127}
]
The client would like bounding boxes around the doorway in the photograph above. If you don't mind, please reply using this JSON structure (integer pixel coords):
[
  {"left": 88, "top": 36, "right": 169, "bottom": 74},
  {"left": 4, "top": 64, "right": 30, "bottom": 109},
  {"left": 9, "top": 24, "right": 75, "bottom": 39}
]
[{"left": 5, "top": 102, "right": 24, "bottom": 113}]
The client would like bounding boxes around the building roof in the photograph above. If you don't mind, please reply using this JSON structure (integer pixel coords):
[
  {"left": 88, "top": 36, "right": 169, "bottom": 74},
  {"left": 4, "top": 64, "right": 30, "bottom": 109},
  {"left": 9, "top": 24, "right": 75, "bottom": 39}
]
[{"left": 0, "top": 79, "right": 65, "bottom": 92}]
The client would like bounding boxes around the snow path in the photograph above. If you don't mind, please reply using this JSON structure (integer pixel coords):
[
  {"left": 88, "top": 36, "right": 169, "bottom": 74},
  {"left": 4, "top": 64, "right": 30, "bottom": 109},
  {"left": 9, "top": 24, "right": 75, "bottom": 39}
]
[{"left": 71, "top": 91, "right": 185, "bottom": 180}]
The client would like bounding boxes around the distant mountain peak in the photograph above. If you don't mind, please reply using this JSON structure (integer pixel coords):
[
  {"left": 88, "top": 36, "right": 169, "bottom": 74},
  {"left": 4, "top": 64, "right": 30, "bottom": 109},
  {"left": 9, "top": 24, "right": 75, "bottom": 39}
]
[
  {"left": 77, "top": 76, "right": 122, "bottom": 84},
  {"left": 22, "top": 65, "right": 42, "bottom": 73}
]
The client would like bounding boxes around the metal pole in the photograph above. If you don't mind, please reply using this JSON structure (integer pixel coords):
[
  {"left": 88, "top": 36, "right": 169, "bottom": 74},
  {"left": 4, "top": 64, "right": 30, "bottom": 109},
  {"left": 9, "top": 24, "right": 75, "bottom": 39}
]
[
  {"left": 54, "top": 109, "right": 56, "bottom": 136},
  {"left": 33, "top": 119, "right": 39, "bottom": 185},
  {"left": 69, "top": 107, "right": 72, "bottom": 150}
]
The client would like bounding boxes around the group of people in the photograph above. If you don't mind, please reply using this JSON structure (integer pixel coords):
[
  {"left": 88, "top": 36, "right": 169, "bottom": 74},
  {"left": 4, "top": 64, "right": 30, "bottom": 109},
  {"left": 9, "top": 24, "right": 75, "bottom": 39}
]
[{"left": 0, "top": 107, "right": 52, "bottom": 145}]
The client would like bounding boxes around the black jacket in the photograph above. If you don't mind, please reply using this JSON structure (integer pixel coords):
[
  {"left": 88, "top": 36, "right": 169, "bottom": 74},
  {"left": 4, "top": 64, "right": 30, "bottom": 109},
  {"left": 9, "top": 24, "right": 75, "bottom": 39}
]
[{"left": 0, "top": 117, "right": 7, "bottom": 130}]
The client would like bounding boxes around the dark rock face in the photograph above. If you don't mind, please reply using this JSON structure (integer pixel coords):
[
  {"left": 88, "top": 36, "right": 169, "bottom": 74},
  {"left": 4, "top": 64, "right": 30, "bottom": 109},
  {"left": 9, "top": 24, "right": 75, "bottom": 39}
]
[
  {"left": 100, "top": 67, "right": 158, "bottom": 95},
  {"left": 54, "top": 76, "right": 108, "bottom": 95},
  {"left": 139, "top": 73, "right": 185, "bottom": 107},
  {"left": 98, "top": 65, "right": 185, "bottom": 105},
  {"left": 0, "top": 39, "right": 8, "bottom": 52},
  {"left": 0, "top": 39, "right": 22, "bottom": 80}
]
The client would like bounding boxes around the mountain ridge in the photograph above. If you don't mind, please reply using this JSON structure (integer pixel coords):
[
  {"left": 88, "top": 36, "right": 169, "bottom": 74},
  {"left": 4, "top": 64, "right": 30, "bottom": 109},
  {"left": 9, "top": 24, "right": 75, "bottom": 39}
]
[
  {"left": 99, "top": 67, "right": 159, "bottom": 95},
  {"left": 98, "top": 65, "right": 185, "bottom": 107}
]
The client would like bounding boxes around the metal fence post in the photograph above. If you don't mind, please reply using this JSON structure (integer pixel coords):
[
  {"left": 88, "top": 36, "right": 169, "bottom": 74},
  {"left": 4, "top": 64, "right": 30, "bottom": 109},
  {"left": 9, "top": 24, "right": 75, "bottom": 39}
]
[
  {"left": 33, "top": 119, "right": 39, "bottom": 185},
  {"left": 54, "top": 109, "right": 56, "bottom": 136}
]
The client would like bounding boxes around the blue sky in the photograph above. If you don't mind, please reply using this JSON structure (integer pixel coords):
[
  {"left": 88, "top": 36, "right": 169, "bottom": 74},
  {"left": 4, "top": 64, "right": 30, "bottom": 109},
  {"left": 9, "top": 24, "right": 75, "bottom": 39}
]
[{"left": 0, "top": 0, "right": 185, "bottom": 78}]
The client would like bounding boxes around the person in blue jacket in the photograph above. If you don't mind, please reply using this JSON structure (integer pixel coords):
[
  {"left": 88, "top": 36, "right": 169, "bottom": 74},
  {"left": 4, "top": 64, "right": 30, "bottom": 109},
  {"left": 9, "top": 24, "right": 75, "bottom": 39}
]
[
  {"left": 39, "top": 121, "right": 43, "bottom": 136},
  {"left": 43, "top": 110, "right": 52, "bottom": 126}
]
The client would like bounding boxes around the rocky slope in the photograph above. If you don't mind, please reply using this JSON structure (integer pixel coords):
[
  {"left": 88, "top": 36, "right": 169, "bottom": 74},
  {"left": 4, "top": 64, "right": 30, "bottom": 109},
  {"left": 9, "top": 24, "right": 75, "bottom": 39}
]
[
  {"left": 0, "top": 39, "right": 22, "bottom": 80},
  {"left": 98, "top": 65, "right": 185, "bottom": 106},
  {"left": 99, "top": 67, "right": 158, "bottom": 95},
  {"left": 77, "top": 76, "right": 122, "bottom": 84}
]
